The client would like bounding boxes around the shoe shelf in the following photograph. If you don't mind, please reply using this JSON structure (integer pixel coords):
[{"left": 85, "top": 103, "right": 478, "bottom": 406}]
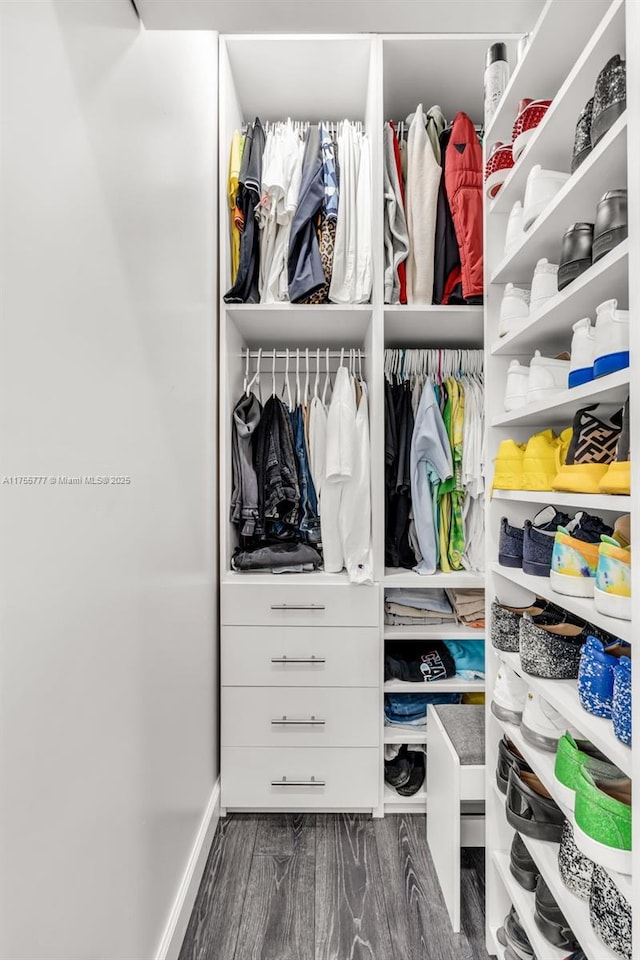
[
  {"left": 492, "top": 368, "right": 629, "bottom": 428},
  {"left": 384, "top": 678, "right": 485, "bottom": 694},
  {"left": 384, "top": 624, "right": 484, "bottom": 641},
  {"left": 489, "top": 0, "right": 626, "bottom": 215},
  {"left": 491, "top": 561, "right": 632, "bottom": 643},
  {"left": 492, "top": 489, "right": 631, "bottom": 513},
  {"left": 490, "top": 112, "right": 627, "bottom": 285},
  {"left": 384, "top": 305, "right": 483, "bottom": 348},
  {"left": 491, "top": 240, "right": 628, "bottom": 357},
  {"left": 493, "top": 717, "right": 632, "bottom": 903},
  {"left": 493, "top": 851, "right": 567, "bottom": 960},
  {"left": 496, "top": 649, "right": 632, "bottom": 777},
  {"left": 484, "top": 0, "right": 613, "bottom": 146},
  {"left": 383, "top": 568, "right": 485, "bottom": 588},
  {"left": 383, "top": 782, "right": 426, "bottom": 813},
  {"left": 383, "top": 727, "right": 427, "bottom": 745}
]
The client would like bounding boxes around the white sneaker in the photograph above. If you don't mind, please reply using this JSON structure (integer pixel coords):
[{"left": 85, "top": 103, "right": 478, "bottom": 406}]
[
  {"left": 504, "top": 200, "right": 525, "bottom": 258},
  {"left": 529, "top": 258, "right": 559, "bottom": 316},
  {"left": 491, "top": 664, "right": 528, "bottom": 725},
  {"left": 523, "top": 165, "right": 571, "bottom": 231},
  {"left": 593, "top": 298, "right": 630, "bottom": 379},
  {"left": 499, "top": 283, "right": 530, "bottom": 337},
  {"left": 504, "top": 360, "right": 530, "bottom": 411},
  {"left": 569, "top": 317, "right": 596, "bottom": 387},
  {"left": 526, "top": 350, "right": 570, "bottom": 404},
  {"left": 520, "top": 690, "right": 581, "bottom": 753}
]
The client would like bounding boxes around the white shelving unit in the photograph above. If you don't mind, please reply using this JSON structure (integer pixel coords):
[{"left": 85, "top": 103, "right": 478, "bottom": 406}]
[
  {"left": 484, "top": 2, "right": 636, "bottom": 957},
  {"left": 383, "top": 568, "right": 485, "bottom": 588},
  {"left": 384, "top": 624, "right": 483, "bottom": 641},
  {"left": 384, "top": 678, "right": 485, "bottom": 694}
]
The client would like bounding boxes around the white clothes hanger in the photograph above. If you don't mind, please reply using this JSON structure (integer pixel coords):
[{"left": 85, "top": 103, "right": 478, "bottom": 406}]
[
  {"left": 322, "top": 347, "right": 331, "bottom": 406},
  {"left": 271, "top": 349, "right": 276, "bottom": 397},
  {"left": 314, "top": 348, "right": 320, "bottom": 399},
  {"left": 285, "top": 348, "right": 293, "bottom": 411},
  {"left": 304, "top": 348, "right": 310, "bottom": 406},
  {"left": 358, "top": 348, "right": 363, "bottom": 382},
  {"left": 246, "top": 347, "right": 262, "bottom": 396},
  {"left": 295, "top": 349, "right": 301, "bottom": 407},
  {"left": 243, "top": 348, "right": 250, "bottom": 396}
]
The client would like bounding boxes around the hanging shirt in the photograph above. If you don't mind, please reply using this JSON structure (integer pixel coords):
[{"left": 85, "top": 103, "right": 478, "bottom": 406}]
[
  {"left": 411, "top": 380, "right": 453, "bottom": 575},
  {"left": 383, "top": 123, "right": 409, "bottom": 305},
  {"left": 287, "top": 125, "right": 325, "bottom": 303},
  {"left": 224, "top": 118, "right": 266, "bottom": 304},
  {"left": 228, "top": 130, "right": 243, "bottom": 284},
  {"left": 340, "top": 382, "right": 373, "bottom": 583},
  {"left": 405, "top": 104, "right": 442, "bottom": 305}
]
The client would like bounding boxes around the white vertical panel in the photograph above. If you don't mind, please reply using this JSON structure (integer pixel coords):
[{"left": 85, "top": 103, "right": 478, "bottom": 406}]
[{"left": 0, "top": 3, "right": 218, "bottom": 959}]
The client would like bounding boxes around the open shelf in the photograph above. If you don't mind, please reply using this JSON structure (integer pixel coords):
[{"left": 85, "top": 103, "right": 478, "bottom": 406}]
[
  {"left": 225, "top": 304, "right": 372, "bottom": 347},
  {"left": 491, "top": 561, "right": 632, "bottom": 643},
  {"left": 384, "top": 568, "right": 485, "bottom": 588},
  {"left": 383, "top": 782, "right": 427, "bottom": 813},
  {"left": 493, "top": 718, "right": 632, "bottom": 902},
  {"left": 384, "top": 305, "right": 483, "bottom": 347},
  {"left": 489, "top": 0, "right": 626, "bottom": 214},
  {"left": 492, "top": 490, "right": 631, "bottom": 512},
  {"left": 492, "top": 368, "right": 629, "bottom": 428},
  {"left": 484, "top": 0, "right": 613, "bottom": 146},
  {"left": 490, "top": 240, "right": 628, "bottom": 357},
  {"left": 384, "top": 678, "right": 485, "bottom": 694},
  {"left": 490, "top": 113, "right": 627, "bottom": 285},
  {"left": 383, "top": 727, "right": 428, "bottom": 745},
  {"left": 496, "top": 649, "right": 632, "bottom": 777},
  {"left": 384, "top": 624, "right": 484, "bottom": 641},
  {"left": 221, "top": 570, "right": 355, "bottom": 586},
  {"left": 493, "top": 851, "right": 567, "bottom": 960}
]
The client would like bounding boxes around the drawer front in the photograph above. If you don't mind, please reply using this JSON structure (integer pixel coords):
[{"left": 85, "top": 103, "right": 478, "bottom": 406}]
[
  {"left": 221, "top": 582, "right": 379, "bottom": 627},
  {"left": 222, "top": 687, "right": 379, "bottom": 747},
  {"left": 222, "top": 626, "right": 379, "bottom": 687},
  {"left": 222, "top": 746, "right": 379, "bottom": 809}
]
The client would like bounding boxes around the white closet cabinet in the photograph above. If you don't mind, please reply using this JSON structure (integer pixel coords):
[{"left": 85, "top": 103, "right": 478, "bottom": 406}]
[{"left": 484, "top": 2, "right": 638, "bottom": 958}]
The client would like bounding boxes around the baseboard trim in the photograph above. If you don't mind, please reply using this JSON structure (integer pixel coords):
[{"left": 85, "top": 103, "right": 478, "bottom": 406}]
[{"left": 155, "top": 777, "right": 221, "bottom": 960}]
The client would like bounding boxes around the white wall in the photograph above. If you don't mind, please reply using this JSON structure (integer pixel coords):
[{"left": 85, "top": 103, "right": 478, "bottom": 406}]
[{"left": 0, "top": 3, "right": 218, "bottom": 958}]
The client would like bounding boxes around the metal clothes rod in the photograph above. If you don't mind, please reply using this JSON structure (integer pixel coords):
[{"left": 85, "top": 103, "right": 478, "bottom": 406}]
[{"left": 242, "top": 350, "right": 367, "bottom": 359}]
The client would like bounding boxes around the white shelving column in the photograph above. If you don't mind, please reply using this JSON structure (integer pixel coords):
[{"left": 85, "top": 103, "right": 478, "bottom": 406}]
[{"left": 484, "top": 2, "right": 635, "bottom": 958}]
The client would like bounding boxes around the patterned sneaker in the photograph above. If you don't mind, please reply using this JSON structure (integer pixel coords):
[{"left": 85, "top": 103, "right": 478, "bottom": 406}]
[
  {"left": 558, "top": 820, "right": 595, "bottom": 900},
  {"left": 599, "top": 399, "right": 630, "bottom": 494},
  {"left": 554, "top": 732, "right": 625, "bottom": 811},
  {"left": 612, "top": 656, "right": 632, "bottom": 746},
  {"left": 519, "top": 614, "right": 587, "bottom": 679},
  {"left": 574, "top": 766, "right": 632, "bottom": 875},
  {"left": 550, "top": 511, "right": 613, "bottom": 597},
  {"left": 490, "top": 596, "right": 554, "bottom": 652},
  {"left": 594, "top": 535, "right": 631, "bottom": 621},
  {"left": 577, "top": 635, "right": 631, "bottom": 718},
  {"left": 589, "top": 864, "right": 632, "bottom": 960},
  {"left": 552, "top": 405, "right": 623, "bottom": 494}
]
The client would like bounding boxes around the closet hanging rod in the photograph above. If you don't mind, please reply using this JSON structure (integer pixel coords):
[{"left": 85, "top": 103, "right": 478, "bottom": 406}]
[{"left": 242, "top": 350, "right": 367, "bottom": 359}]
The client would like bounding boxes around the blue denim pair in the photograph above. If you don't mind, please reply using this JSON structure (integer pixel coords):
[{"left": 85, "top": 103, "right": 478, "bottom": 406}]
[
  {"left": 577, "top": 636, "right": 631, "bottom": 734},
  {"left": 290, "top": 406, "right": 321, "bottom": 546},
  {"left": 384, "top": 692, "right": 461, "bottom": 724}
]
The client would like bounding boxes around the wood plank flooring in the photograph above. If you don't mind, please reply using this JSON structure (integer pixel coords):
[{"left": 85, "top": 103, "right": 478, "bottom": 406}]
[{"left": 179, "top": 814, "right": 490, "bottom": 960}]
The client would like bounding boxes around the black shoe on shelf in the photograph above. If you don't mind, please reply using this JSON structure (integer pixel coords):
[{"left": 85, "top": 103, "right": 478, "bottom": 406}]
[
  {"left": 509, "top": 832, "right": 540, "bottom": 891},
  {"left": 534, "top": 876, "right": 579, "bottom": 950},
  {"left": 396, "top": 750, "right": 425, "bottom": 797}
]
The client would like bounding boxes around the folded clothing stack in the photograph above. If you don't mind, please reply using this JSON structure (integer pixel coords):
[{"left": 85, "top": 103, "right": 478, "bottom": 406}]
[
  {"left": 385, "top": 638, "right": 485, "bottom": 684},
  {"left": 384, "top": 588, "right": 456, "bottom": 626},
  {"left": 448, "top": 588, "right": 485, "bottom": 627},
  {"left": 384, "top": 691, "right": 462, "bottom": 728}
]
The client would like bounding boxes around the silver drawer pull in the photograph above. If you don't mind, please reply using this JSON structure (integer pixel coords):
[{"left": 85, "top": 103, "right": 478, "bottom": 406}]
[
  {"left": 271, "top": 655, "right": 326, "bottom": 664},
  {"left": 270, "top": 603, "right": 326, "bottom": 611},
  {"left": 271, "top": 715, "right": 326, "bottom": 725},
  {"left": 271, "top": 776, "right": 326, "bottom": 787}
]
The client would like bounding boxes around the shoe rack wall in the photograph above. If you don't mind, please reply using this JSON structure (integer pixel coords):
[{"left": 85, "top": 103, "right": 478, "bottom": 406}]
[{"left": 483, "top": 1, "right": 637, "bottom": 958}]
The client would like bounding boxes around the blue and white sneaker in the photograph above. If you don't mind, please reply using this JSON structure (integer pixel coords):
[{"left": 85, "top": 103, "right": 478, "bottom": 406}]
[
  {"left": 612, "top": 656, "right": 632, "bottom": 746},
  {"left": 577, "top": 635, "right": 630, "bottom": 719}
]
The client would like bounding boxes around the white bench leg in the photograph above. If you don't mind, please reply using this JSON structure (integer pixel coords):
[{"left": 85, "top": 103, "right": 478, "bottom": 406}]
[{"left": 427, "top": 708, "right": 462, "bottom": 933}]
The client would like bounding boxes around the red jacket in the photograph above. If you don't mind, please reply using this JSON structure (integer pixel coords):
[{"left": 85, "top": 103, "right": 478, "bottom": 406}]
[{"left": 444, "top": 112, "right": 483, "bottom": 301}]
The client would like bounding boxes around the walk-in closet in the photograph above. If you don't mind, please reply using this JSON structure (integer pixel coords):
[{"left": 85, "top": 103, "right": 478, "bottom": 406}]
[{"left": 2, "top": 1, "right": 638, "bottom": 959}]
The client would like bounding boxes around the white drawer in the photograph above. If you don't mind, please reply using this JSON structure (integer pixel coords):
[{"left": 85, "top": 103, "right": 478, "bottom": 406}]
[
  {"left": 221, "top": 626, "right": 379, "bottom": 687},
  {"left": 221, "top": 746, "right": 379, "bottom": 809},
  {"left": 221, "top": 582, "right": 379, "bottom": 627},
  {"left": 222, "top": 687, "right": 379, "bottom": 747}
]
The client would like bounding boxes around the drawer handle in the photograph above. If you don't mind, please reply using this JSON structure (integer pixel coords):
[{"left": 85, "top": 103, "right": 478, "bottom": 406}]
[
  {"left": 271, "top": 655, "right": 326, "bottom": 664},
  {"left": 271, "top": 715, "right": 326, "bottom": 725},
  {"left": 271, "top": 776, "right": 326, "bottom": 787},
  {"left": 270, "top": 603, "right": 326, "bottom": 611}
]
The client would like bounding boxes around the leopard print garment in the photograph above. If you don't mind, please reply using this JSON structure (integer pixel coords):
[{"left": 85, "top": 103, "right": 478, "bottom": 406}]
[{"left": 301, "top": 215, "right": 336, "bottom": 304}]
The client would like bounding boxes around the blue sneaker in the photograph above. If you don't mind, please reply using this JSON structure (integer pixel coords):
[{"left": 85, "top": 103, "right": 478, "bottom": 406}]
[
  {"left": 577, "top": 636, "right": 630, "bottom": 718},
  {"left": 612, "top": 656, "right": 631, "bottom": 745}
]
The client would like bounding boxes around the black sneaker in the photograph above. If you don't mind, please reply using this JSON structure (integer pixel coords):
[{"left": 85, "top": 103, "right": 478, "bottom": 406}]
[
  {"left": 505, "top": 764, "right": 565, "bottom": 841},
  {"left": 563, "top": 510, "right": 613, "bottom": 544},
  {"left": 522, "top": 506, "right": 571, "bottom": 577},
  {"left": 593, "top": 188, "right": 628, "bottom": 263},
  {"left": 496, "top": 735, "right": 533, "bottom": 795},
  {"left": 509, "top": 833, "right": 539, "bottom": 891},
  {"left": 534, "top": 876, "right": 579, "bottom": 950},
  {"left": 385, "top": 749, "right": 411, "bottom": 789},
  {"left": 499, "top": 516, "right": 524, "bottom": 568},
  {"left": 497, "top": 907, "right": 535, "bottom": 960},
  {"left": 558, "top": 222, "right": 594, "bottom": 290},
  {"left": 396, "top": 750, "right": 425, "bottom": 797}
]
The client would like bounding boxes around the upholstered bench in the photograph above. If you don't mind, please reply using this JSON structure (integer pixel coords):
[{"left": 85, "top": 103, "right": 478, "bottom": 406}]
[{"left": 427, "top": 704, "right": 486, "bottom": 932}]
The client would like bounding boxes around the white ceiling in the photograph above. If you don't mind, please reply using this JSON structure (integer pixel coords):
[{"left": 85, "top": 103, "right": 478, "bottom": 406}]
[{"left": 135, "top": 0, "right": 545, "bottom": 34}]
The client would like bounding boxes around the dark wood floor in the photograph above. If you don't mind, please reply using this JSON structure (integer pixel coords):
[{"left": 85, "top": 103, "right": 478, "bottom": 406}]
[{"left": 179, "top": 814, "right": 490, "bottom": 960}]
